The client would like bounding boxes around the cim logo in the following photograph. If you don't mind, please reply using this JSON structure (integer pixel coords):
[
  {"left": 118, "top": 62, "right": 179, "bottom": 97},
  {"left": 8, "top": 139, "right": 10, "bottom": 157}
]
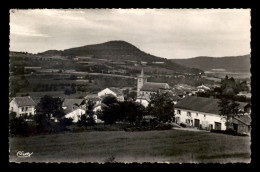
[{"left": 17, "top": 151, "right": 33, "bottom": 158}]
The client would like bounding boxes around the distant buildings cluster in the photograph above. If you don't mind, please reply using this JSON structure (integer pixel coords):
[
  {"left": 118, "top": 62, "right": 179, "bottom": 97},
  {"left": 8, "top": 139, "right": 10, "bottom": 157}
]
[{"left": 9, "top": 68, "right": 251, "bottom": 134}]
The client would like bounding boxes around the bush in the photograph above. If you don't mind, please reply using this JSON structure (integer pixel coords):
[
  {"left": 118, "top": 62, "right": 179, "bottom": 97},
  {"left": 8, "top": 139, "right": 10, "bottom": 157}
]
[
  {"left": 59, "top": 118, "right": 73, "bottom": 128},
  {"left": 180, "top": 123, "right": 187, "bottom": 128},
  {"left": 10, "top": 117, "right": 28, "bottom": 136},
  {"left": 70, "top": 126, "right": 87, "bottom": 132},
  {"left": 211, "top": 128, "right": 248, "bottom": 136},
  {"left": 225, "top": 128, "right": 237, "bottom": 135},
  {"left": 124, "top": 119, "right": 172, "bottom": 132},
  {"left": 9, "top": 112, "right": 17, "bottom": 120}
]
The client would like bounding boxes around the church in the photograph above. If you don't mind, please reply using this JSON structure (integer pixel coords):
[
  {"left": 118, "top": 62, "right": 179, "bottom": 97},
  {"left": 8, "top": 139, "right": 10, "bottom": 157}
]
[{"left": 137, "top": 68, "right": 170, "bottom": 97}]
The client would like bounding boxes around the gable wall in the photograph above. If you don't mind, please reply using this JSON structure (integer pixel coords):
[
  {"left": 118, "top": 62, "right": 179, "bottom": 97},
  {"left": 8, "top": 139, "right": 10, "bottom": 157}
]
[{"left": 98, "top": 88, "right": 117, "bottom": 97}]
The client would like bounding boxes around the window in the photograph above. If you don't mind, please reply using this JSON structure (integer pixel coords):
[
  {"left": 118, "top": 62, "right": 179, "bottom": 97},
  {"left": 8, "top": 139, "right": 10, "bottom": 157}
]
[
  {"left": 177, "top": 110, "right": 181, "bottom": 115},
  {"left": 22, "top": 107, "right": 24, "bottom": 112},
  {"left": 187, "top": 112, "right": 191, "bottom": 117},
  {"left": 25, "top": 107, "right": 28, "bottom": 111},
  {"left": 204, "top": 114, "right": 206, "bottom": 118},
  {"left": 196, "top": 113, "right": 198, "bottom": 117}
]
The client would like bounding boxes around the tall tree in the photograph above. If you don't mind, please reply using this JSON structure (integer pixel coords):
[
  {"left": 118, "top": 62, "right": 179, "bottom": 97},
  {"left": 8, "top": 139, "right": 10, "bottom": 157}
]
[
  {"left": 102, "top": 95, "right": 118, "bottom": 106},
  {"left": 147, "top": 92, "right": 175, "bottom": 123},
  {"left": 117, "top": 101, "right": 145, "bottom": 124},
  {"left": 86, "top": 99, "right": 96, "bottom": 125},
  {"left": 37, "top": 95, "right": 65, "bottom": 120},
  {"left": 218, "top": 98, "right": 240, "bottom": 129}
]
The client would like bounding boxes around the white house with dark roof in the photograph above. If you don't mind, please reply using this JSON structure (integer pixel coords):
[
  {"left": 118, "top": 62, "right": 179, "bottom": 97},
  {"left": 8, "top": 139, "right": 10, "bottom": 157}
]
[
  {"left": 85, "top": 94, "right": 102, "bottom": 112},
  {"left": 137, "top": 68, "right": 170, "bottom": 96},
  {"left": 98, "top": 87, "right": 124, "bottom": 101},
  {"left": 197, "top": 84, "right": 211, "bottom": 92},
  {"left": 9, "top": 96, "right": 36, "bottom": 117},
  {"left": 174, "top": 96, "right": 249, "bottom": 131},
  {"left": 62, "top": 98, "right": 85, "bottom": 122},
  {"left": 135, "top": 94, "right": 151, "bottom": 107}
]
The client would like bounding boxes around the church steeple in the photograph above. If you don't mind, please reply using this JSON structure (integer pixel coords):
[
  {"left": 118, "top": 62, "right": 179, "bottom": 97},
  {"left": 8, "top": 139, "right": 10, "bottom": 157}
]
[
  {"left": 140, "top": 68, "right": 144, "bottom": 77},
  {"left": 137, "top": 68, "right": 147, "bottom": 96}
]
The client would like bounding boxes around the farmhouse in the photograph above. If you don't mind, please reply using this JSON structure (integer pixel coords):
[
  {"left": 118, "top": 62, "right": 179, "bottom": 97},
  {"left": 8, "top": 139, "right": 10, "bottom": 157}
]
[
  {"left": 9, "top": 96, "right": 36, "bottom": 117},
  {"left": 137, "top": 68, "right": 170, "bottom": 96},
  {"left": 62, "top": 98, "right": 85, "bottom": 122},
  {"left": 98, "top": 87, "right": 124, "bottom": 101},
  {"left": 174, "top": 96, "right": 249, "bottom": 131}
]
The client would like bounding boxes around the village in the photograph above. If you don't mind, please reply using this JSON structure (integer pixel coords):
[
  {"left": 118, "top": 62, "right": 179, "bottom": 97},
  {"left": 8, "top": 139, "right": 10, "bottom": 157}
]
[{"left": 9, "top": 67, "right": 251, "bottom": 135}]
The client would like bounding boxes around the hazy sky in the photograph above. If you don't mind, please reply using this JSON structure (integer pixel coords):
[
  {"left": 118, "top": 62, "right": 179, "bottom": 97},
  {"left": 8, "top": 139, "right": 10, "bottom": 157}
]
[{"left": 10, "top": 9, "right": 251, "bottom": 59}]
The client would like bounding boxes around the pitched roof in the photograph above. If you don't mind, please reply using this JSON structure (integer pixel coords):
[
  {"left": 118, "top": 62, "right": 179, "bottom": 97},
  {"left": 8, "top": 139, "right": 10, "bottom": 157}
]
[
  {"left": 13, "top": 96, "right": 36, "bottom": 107},
  {"left": 172, "top": 89, "right": 185, "bottom": 96},
  {"left": 85, "top": 94, "right": 99, "bottom": 99},
  {"left": 136, "top": 94, "right": 151, "bottom": 102},
  {"left": 85, "top": 94, "right": 102, "bottom": 101},
  {"left": 171, "top": 95, "right": 182, "bottom": 101},
  {"left": 63, "top": 98, "right": 84, "bottom": 114},
  {"left": 197, "top": 84, "right": 211, "bottom": 90},
  {"left": 141, "top": 82, "right": 169, "bottom": 92},
  {"left": 234, "top": 115, "right": 251, "bottom": 126},
  {"left": 175, "top": 96, "right": 248, "bottom": 115},
  {"left": 108, "top": 87, "right": 123, "bottom": 96},
  {"left": 89, "top": 97, "right": 102, "bottom": 101},
  {"left": 63, "top": 98, "right": 84, "bottom": 107}
]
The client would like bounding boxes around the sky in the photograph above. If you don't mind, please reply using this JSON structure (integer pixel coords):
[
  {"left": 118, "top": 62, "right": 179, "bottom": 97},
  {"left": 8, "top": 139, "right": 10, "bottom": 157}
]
[{"left": 9, "top": 9, "right": 251, "bottom": 59}]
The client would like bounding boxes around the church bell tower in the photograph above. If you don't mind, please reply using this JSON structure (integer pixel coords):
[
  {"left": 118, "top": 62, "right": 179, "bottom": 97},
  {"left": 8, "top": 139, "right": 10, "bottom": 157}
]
[{"left": 137, "top": 68, "right": 147, "bottom": 96}]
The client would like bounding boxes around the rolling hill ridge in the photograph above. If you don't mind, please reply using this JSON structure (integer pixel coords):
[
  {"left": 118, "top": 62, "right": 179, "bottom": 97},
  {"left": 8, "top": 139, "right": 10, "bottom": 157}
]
[{"left": 171, "top": 55, "right": 251, "bottom": 73}]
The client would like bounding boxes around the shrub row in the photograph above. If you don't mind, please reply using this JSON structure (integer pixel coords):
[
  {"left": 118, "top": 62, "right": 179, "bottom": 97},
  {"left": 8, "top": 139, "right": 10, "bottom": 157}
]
[{"left": 211, "top": 128, "right": 249, "bottom": 136}]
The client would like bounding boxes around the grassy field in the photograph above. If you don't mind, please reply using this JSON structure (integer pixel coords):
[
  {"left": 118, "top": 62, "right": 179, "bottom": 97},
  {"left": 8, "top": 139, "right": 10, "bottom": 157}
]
[{"left": 9, "top": 129, "right": 251, "bottom": 163}]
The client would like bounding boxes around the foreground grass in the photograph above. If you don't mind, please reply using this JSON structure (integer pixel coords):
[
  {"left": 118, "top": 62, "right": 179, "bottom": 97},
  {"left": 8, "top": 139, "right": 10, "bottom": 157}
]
[{"left": 9, "top": 129, "right": 251, "bottom": 163}]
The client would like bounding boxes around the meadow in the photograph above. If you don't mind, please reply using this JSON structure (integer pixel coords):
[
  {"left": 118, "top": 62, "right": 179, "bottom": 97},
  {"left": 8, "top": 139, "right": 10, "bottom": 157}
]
[{"left": 9, "top": 129, "right": 251, "bottom": 163}]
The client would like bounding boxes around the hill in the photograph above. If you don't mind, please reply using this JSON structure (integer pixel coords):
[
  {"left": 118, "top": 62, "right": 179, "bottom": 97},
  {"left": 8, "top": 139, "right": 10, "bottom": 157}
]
[
  {"left": 39, "top": 41, "right": 163, "bottom": 62},
  {"left": 171, "top": 55, "right": 251, "bottom": 73},
  {"left": 38, "top": 40, "right": 202, "bottom": 74}
]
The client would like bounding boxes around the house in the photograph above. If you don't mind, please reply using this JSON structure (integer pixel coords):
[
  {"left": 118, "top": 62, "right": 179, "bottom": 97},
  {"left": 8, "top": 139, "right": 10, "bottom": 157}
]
[
  {"left": 197, "top": 84, "right": 211, "bottom": 92},
  {"left": 152, "top": 62, "right": 165, "bottom": 64},
  {"left": 137, "top": 68, "right": 170, "bottom": 96},
  {"left": 140, "top": 61, "right": 147, "bottom": 65},
  {"left": 231, "top": 115, "right": 251, "bottom": 134},
  {"left": 174, "top": 96, "right": 249, "bottom": 131},
  {"left": 85, "top": 95, "right": 102, "bottom": 112},
  {"left": 85, "top": 94, "right": 102, "bottom": 105},
  {"left": 170, "top": 95, "right": 182, "bottom": 105},
  {"left": 135, "top": 94, "right": 150, "bottom": 107},
  {"left": 172, "top": 89, "right": 186, "bottom": 98},
  {"left": 62, "top": 98, "right": 85, "bottom": 122},
  {"left": 98, "top": 87, "right": 124, "bottom": 101},
  {"left": 9, "top": 96, "right": 36, "bottom": 118}
]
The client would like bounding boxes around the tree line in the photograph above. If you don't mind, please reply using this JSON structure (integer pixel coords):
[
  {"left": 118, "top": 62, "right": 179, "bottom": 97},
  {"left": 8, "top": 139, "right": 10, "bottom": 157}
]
[{"left": 9, "top": 92, "right": 176, "bottom": 136}]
